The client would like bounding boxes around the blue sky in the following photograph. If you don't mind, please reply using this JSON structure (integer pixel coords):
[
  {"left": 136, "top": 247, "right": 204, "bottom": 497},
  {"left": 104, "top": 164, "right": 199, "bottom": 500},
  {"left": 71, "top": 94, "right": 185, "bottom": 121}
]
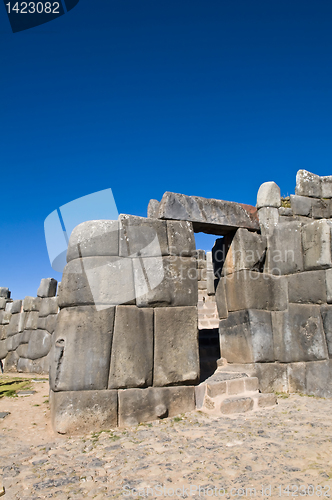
[{"left": 1, "top": 0, "right": 332, "bottom": 299}]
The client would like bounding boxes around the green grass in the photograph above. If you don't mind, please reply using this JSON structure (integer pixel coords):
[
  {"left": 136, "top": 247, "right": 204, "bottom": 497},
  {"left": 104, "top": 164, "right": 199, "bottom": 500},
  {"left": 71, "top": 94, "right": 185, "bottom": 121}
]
[{"left": 0, "top": 377, "right": 32, "bottom": 398}]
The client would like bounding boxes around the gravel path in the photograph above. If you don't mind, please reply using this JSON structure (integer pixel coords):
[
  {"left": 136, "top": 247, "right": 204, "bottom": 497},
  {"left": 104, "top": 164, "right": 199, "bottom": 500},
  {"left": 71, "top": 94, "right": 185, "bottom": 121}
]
[{"left": 1, "top": 377, "right": 332, "bottom": 499}]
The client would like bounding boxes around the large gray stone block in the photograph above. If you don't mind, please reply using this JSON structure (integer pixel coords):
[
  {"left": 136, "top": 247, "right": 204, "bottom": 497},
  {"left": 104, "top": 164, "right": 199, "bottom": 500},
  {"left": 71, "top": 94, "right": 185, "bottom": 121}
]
[
  {"left": 257, "top": 181, "right": 281, "bottom": 209},
  {"left": 11, "top": 300, "right": 22, "bottom": 314},
  {"left": 0, "top": 311, "right": 11, "bottom": 325},
  {"left": 0, "top": 339, "right": 8, "bottom": 360},
  {"left": 154, "top": 307, "right": 199, "bottom": 386},
  {"left": 0, "top": 325, "right": 7, "bottom": 340},
  {"left": 0, "top": 288, "right": 10, "bottom": 299},
  {"left": 287, "top": 362, "right": 306, "bottom": 393},
  {"left": 224, "top": 270, "right": 288, "bottom": 312},
  {"left": 306, "top": 360, "right": 332, "bottom": 398},
  {"left": 25, "top": 311, "right": 39, "bottom": 330},
  {"left": 215, "top": 280, "right": 228, "bottom": 319},
  {"left": 158, "top": 192, "right": 260, "bottom": 234},
  {"left": 22, "top": 297, "right": 42, "bottom": 312},
  {"left": 288, "top": 270, "right": 327, "bottom": 304},
  {"left": 49, "top": 306, "right": 115, "bottom": 392},
  {"left": 50, "top": 389, "right": 118, "bottom": 434},
  {"left": 166, "top": 220, "right": 195, "bottom": 256},
  {"left": 7, "top": 312, "right": 27, "bottom": 337},
  {"left": 5, "top": 301, "right": 13, "bottom": 312},
  {"left": 290, "top": 194, "right": 312, "bottom": 217},
  {"left": 147, "top": 199, "right": 160, "bottom": 218},
  {"left": 16, "top": 357, "right": 34, "bottom": 372},
  {"left": 133, "top": 256, "right": 198, "bottom": 308},
  {"left": 295, "top": 169, "right": 321, "bottom": 198},
  {"left": 67, "top": 220, "right": 119, "bottom": 263},
  {"left": 258, "top": 207, "right": 279, "bottom": 237},
  {"left": 254, "top": 362, "right": 288, "bottom": 393},
  {"left": 223, "top": 229, "right": 267, "bottom": 276},
  {"left": 21, "top": 329, "right": 32, "bottom": 344},
  {"left": 312, "top": 198, "right": 331, "bottom": 219},
  {"left": 321, "top": 176, "right": 332, "bottom": 198},
  {"left": 37, "top": 278, "right": 57, "bottom": 298},
  {"left": 39, "top": 297, "right": 59, "bottom": 317},
  {"left": 16, "top": 343, "right": 29, "bottom": 359},
  {"left": 302, "top": 220, "right": 332, "bottom": 270},
  {"left": 272, "top": 304, "right": 328, "bottom": 363},
  {"left": 4, "top": 350, "right": 19, "bottom": 371},
  {"left": 119, "top": 214, "right": 169, "bottom": 257},
  {"left": 6, "top": 332, "right": 24, "bottom": 352},
  {"left": 219, "top": 310, "right": 274, "bottom": 364},
  {"left": 118, "top": 386, "right": 195, "bottom": 426},
  {"left": 45, "top": 314, "right": 57, "bottom": 334},
  {"left": 326, "top": 269, "right": 332, "bottom": 304},
  {"left": 266, "top": 221, "right": 303, "bottom": 275},
  {"left": 0, "top": 298, "right": 6, "bottom": 310},
  {"left": 58, "top": 257, "right": 135, "bottom": 308},
  {"left": 27, "top": 330, "right": 52, "bottom": 360},
  {"left": 320, "top": 305, "right": 332, "bottom": 357},
  {"left": 108, "top": 306, "right": 153, "bottom": 389}
]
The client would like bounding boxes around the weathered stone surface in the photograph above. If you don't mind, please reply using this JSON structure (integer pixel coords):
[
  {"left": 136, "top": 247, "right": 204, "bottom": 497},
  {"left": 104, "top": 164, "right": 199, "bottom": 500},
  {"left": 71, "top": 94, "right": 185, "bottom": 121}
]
[
  {"left": 119, "top": 214, "right": 168, "bottom": 257},
  {"left": 154, "top": 307, "right": 199, "bottom": 386},
  {"left": 320, "top": 305, "right": 332, "bottom": 357},
  {"left": 266, "top": 221, "right": 303, "bottom": 275},
  {"left": 302, "top": 220, "right": 332, "bottom": 270},
  {"left": 287, "top": 362, "right": 306, "bottom": 393},
  {"left": 147, "top": 199, "right": 160, "bottom": 218},
  {"left": 5, "top": 301, "right": 13, "bottom": 312},
  {"left": 0, "top": 326, "right": 6, "bottom": 340},
  {"left": 108, "top": 306, "right": 153, "bottom": 389},
  {"left": 45, "top": 314, "right": 57, "bottom": 334},
  {"left": 278, "top": 207, "right": 293, "bottom": 216},
  {"left": 215, "top": 280, "right": 228, "bottom": 319},
  {"left": 257, "top": 393, "right": 277, "bottom": 408},
  {"left": 22, "top": 296, "right": 42, "bottom": 312},
  {"left": 4, "top": 350, "right": 18, "bottom": 371},
  {"left": 27, "top": 330, "right": 52, "bottom": 360},
  {"left": 272, "top": 304, "right": 328, "bottom": 363},
  {"left": 0, "top": 298, "right": 5, "bottom": 310},
  {"left": 224, "top": 270, "right": 288, "bottom": 312},
  {"left": 133, "top": 256, "right": 198, "bottom": 308},
  {"left": 254, "top": 362, "right": 288, "bottom": 393},
  {"left": 220, "top": 397, "right": 254, "bottom": 414},
  {"left": 258, "top": 207, "right": 279, "bottom": 237},
  {"left": 312, "top": 198, "right": 330, "bottom": 219},
  {"left": 37, "top": 278, "right": 57, "bottom": 298},
  {"left": 321, "top": 176, "right": 332, "bottom": 198},
  {"left": 50, "top": 306, "right": 115, "bottom": 392},
  {"left": 21, "top": 329, "right": 32, "bottom": 344},
  {"left": 11, "top": 300, "right": 22, "bottom": 314},
  {"left": 219, "top": 310, "right": 274, "bottom": 364},
  {"left": 58, "top": 257, "right": 135, "bottom": 308},
  {"left": 0, "top": 311, "right": 11, "bottom": 325},
  {"left": 7, "top": 313, "right": 27, "bottom": 337},
  {"left": 158, "top": 192, "right": 260, "bottom": 234},
  {"left": 50, "top": 389, "right": 118, "bottom": 434},
  {"left": 16, "top": 343, "right": 29, "bottom": 359},
  {"left": 0, "top": 339, "right": 8, "bottom": 360},
  {"left": 257, "top": 181, "right": 281, "bottom": 209},
  {"left": 290, "top": 194, "right": 312, "bottom": 216},
  {"left": 166, "top": 220, "right": 195, "bottom": 256},
  {"left": 118, "top": 386, "right": 195, "bottom": 426},
  {"left": 296, "top": 170, "right": 321, "bottom": 198},
  {"left": 37, "top": 317, "right": 46, "bottom": 330},
  {"left": 288, "top": 270, "right": 327, "bottom": 304},
  {"left": 222, "top": 229, "right": 267, "bottom": 276},
  {"left": 6, "top": 332, "right": 23, "bottom": 352},
  {"left": 326, "top": 269, "right": 332, "bottom": 304},
  {"left": 0, "top": 288, "right": 10, "bottom": 299},
  {"left": 67, "top": 220, "right": 119, "bottom": 263},
  {"left": 16, "top": 357, "right": 34, "bottom": 372},
  {"left": 306, "top": 360, "right": 332, "bottom": 398},
  {"left": 25, "top": 311, "right": 39, "bottom": 330},
  {"left": 39, "top": 297, "right": 59, "bottom": 317}
]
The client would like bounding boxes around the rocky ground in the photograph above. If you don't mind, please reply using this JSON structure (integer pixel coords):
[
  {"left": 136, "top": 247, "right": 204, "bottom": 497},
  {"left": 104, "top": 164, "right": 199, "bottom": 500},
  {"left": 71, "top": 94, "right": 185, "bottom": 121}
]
[{"left": 1, "top": 375, "right": 332, "bottom": 499}]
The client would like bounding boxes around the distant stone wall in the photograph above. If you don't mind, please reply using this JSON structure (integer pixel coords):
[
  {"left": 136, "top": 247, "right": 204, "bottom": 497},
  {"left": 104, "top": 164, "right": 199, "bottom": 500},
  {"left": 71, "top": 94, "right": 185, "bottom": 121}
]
[{"left": 0, "top": 279, "right": 58, "bottom": 374}]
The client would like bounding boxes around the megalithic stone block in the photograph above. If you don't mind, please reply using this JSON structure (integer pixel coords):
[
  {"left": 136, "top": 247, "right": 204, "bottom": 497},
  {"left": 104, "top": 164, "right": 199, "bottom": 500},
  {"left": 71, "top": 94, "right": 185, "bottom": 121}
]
[
  {"left": 320, "top": 305, "right": 332, "bottom": 357},
  {"left": 265, "top": 221, "right": 303, "bottom": 275},
  {"left": 108, "top": 306, "right": 154, "bottom": 389},
  {"left": 58, "top": 257, "right": 135, "bottom": 308},
  {"left": 39, "top": 297, "right": 59, "bottom": 317},
  {"left": 305, "top": 360, "right": 332, "bottom": 398},
  {"left": 6, "top": 332, "right": 23, "bottom": 352},
  {"left": 133, "top": 256, "right": 198, "bottom": 308},
  {"left": 45, "top": 314, "right": 57, "bottom": 334},
  {"left": 258, "top": 207, "right": 279, "bottom": 237},
  {"left": 37, "top": 278, "right": 57, "bottom": 298},
  {"left": 295, "top": 169, "right": 322, "bottom": 198},
  {"left": 219, "top": 310, "right": 275, "bottom": 364},
  {"left": 272, "top": 304, "right": 328, "bottom": 363},
  {"left": 321, "top": 176, "right": 332, "bottom": 198},
  {"left": 224, "top": 270, "right": 288, "bottom": 312},
  {"left": 66, "top": 220, "right": 119, "bottom": 263},
  {"left": 302, "top": 219, "right": 332, "bottom": 270},
  {"left": 119, "top": 214, "right": 169, "bottom": 257},
  {"left": 27, "top": 330, "right": 52, "bottom": 360},
  {"left": 154, "top": 306, "right": 199, "bottom": 386},
  {"left": 287, "top": 362, "right": 306, "bottom": 393},
  {"left": 222, "top": 228, "right": 267, "bottom": 276},
  {"left": 50, "top": 389, "right": 118, "bottom": 434},
  {"left": 147, "top": 199, "right": 160, "bottom": 218},
  {"left": 0, "top": 326, "right": 6, "bottom": 340},
  {"left": 0, "top": 339, "right": 8, "bottom": 360},
  {"left": 16, "top": 343, "right": 29, "bottom": 359},
  {"left": 11, "top": 300, "right": 22, "bottom": 314},
  {"left": 4, "top": 350, "right": 19, "bottom": 371},
  {"left": 311, "top": 198, "right": 331, "bottom": 219},
  {"left": 25, "top": 311, "right": 39, "bottom": 330},
  {"left": 0, "top": 288, "right": 10, "bottom": 299},
  {"left": 326, "top": 269, "right": 332, "bottom": 304},
  {"left": 118, "top": 386, "right": 195, "bottom": 427},
  {"left": 7, "top": 312, "right": 27, "bottom": 337},
  {"left": 288, "top": 270, "right": 327, "bottom": 304},
  {"left": 166, "top": 220, "right": 196, "bottom": 257},
  {"left": 158, "top": 192, "right": 259, "bottom": 234},
  {"left": 49, "top": 306, "right": 115, "bottom": 392},
  {"left": 290, "top": 194, "right": 312, "bottom": 216},
  {"left": 0, "top": 298, "right": 5, "bottom": 310},
  {"left": 22, "top": 297, "right": 42, "bottom": 312},
  {"left": 256, "top": 181, "right": 281, "bottom": 209},
  {"left": 215, "top": 280, "right": 228, "bottom": 319},
  {"left": 0, "top": 311, "right": 11, "bottom": 326}
]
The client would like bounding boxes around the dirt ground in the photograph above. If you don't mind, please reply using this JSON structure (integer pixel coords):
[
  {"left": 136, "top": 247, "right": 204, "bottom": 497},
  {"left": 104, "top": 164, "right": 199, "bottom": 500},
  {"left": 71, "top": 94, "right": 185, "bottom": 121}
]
[{"left": 1, "top": 374, "right": 332, "bottom": 499}]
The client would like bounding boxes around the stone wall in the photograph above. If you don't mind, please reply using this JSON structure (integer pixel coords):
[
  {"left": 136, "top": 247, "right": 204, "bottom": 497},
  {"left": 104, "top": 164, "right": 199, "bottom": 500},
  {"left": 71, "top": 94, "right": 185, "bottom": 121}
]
[
  {"left": 217, "top": 170, "right": 332, "bottom": 398},
  {"left": 0, "top": 279, "right": 58, "bottom": 374}
]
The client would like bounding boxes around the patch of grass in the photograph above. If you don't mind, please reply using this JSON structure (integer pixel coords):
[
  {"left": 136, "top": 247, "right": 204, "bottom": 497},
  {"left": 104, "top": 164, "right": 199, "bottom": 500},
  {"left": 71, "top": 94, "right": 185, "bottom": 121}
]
[
  {"left": 275, "top": 392, "right": 290, "bottom": 399},
  {"left": 0, "top": 377, "right": 32, "bottom": 398},
  {"left": 43, "top": 399, "right": 49, "bottom": 404},
  {"left": 173, "top": 416, "right": 182, "bottom": 422},
  {"left": 281, "top": 197, "right": 291, "bottom": 208}
]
